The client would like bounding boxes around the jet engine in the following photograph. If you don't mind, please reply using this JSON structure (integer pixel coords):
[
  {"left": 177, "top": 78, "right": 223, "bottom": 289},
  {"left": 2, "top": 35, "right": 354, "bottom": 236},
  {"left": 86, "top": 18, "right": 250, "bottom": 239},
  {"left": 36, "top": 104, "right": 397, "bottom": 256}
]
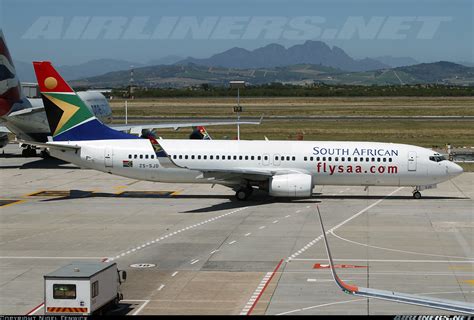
[{"left": 269, "top": 173, "right": 313, "bottom": 197}]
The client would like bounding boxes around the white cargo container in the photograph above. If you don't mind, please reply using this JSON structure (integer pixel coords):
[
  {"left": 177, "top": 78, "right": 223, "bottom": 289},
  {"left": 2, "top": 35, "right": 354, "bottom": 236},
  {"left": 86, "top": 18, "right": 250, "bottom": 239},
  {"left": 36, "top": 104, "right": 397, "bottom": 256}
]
[{"left": 44, "top": 262, "right": 126, "bottom": 315}]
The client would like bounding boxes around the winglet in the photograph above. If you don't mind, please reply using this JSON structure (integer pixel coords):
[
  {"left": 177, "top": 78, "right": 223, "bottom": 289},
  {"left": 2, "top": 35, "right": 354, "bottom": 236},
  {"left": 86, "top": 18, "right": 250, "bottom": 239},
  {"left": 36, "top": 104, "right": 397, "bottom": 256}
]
[{"left": 316, "top": 206, "right": 359, "bottom": 294}]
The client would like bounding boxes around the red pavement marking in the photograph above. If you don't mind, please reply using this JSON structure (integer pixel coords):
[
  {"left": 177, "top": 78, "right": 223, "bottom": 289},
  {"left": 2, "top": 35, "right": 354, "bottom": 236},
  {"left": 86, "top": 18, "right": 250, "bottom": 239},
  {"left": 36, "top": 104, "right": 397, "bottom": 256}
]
[
  {"left": 247, "top": 259, "right": 284, "bottom": 315},
  {"left": 26, "top": 302, "right": 44, "bottom": 315}
]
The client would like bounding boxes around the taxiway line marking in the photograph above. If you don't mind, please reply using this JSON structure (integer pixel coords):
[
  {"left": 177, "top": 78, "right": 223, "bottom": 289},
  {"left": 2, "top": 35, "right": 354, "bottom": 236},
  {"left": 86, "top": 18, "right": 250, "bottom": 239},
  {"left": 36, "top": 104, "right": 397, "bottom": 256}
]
[
  {"left": 26, "top": 302, "right": 44, "bottom": 315},
  {"left": 132, "top": 300, "right": 150, "bottom": 316},
  {"left": 190, "top": 259, "right": 199, "bottom": 265},
  {"left": 171, "top": 271, "right": 178, "bottom": 277},
  {"left": 277, "top": 298, "right": 365, "bottom": 315},
  {"left": 259, "top": 226, "right": 266, "bottom": 230},
  {"left": 245, "top": 233, "right": 251, "bottom": 237},
  {"left": 284, "top": 215, "right": 291, "bottom": 218},
  {"left": 228, "top": 240, "right": 237, "bottom": 245},
  {"left": 0, "top": 200, "right": 26, "bottom": 208},
  {"left": 331, "top": 230, "right": 471, "bottom": 260},
  {"left": 287, "top": 187, "right": 403, "bottom": 261},
  {"left": 105, "top": 206, "right": 249, "bottom": 262},
  {"left": 240, "top": 259, "right": 284, "bottom": 315},
  {"left": 210, "top": 249, "right": 219, "bottom": 254},
  {"left": 157, "top": 284, "right": 165, "bottom": 291},
  {"left": 273, "top": 220, "right": 279, "bottom": 224}
]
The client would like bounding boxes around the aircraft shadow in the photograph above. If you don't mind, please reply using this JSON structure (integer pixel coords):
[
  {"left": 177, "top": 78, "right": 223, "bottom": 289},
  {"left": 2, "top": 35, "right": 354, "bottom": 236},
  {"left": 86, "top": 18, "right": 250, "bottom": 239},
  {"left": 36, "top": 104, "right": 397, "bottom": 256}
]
[
  {"left": 0, "top": 157, "right": 78, "bottom": 169},
  {"left": 38, "top": 189, "right": 322, "bottom": 213}
]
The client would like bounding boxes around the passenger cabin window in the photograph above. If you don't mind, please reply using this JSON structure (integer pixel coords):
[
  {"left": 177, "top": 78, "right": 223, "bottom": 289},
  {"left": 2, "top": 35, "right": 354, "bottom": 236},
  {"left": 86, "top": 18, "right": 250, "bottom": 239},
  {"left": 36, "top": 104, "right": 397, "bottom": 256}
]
[
  {"left": 304, "top": 156, "right": 308, "bottom": 161},
  {"left": 258, "top": 156, "right": 261, "bottom": 161},
  {"left": 264, "top": 156, "right": 268, "bottom": 161},
  {"left": 128, "top": 154, "right": 132, "bottom": 159},
  {"left": 134, "top": 155, "right": 138, "bottom": 159},
  {"left": 145, "top": 155, "right": 149, "bottom": 159},
  {"left": 191, "top": 155, "right": 195, "bottom": 159},
  {"left": 210, "top": 155, "right": 213, "bottom": 160},
  {"left": 53, "top": 284, "right": 76, "bottom": 300},
  {"left": 203, "top": 155, "right": 207, "bottom": 160},
  {"left": 140, "top": 155, "right": 143, "bottom": 159}
]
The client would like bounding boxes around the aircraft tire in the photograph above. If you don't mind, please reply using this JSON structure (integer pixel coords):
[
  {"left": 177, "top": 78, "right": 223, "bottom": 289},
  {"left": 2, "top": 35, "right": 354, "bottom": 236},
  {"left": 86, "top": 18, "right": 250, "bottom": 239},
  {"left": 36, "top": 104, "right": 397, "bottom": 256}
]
[{"left": 413, "top": 191, "right": 421, "bottom": 199}]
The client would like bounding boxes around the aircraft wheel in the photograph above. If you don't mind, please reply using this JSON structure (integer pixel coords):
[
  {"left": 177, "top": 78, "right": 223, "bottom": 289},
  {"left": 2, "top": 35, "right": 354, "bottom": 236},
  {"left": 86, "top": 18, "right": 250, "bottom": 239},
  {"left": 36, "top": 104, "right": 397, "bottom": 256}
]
[
  {"left": 413, "top": 191, "right": 421, "bottom": 199},
  {"left": 236, "top": 187, "right": 253, "bottom": 201}
]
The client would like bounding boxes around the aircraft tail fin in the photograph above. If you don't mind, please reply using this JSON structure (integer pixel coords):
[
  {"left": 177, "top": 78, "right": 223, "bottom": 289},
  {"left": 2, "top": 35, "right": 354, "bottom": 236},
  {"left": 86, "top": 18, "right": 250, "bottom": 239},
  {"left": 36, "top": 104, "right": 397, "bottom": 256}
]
[
  {"left": 0, "top": 29, "right": 23, "bottom": 117},
  {"left": 33, "top": 61, "right": 137, "bottom": 141}
]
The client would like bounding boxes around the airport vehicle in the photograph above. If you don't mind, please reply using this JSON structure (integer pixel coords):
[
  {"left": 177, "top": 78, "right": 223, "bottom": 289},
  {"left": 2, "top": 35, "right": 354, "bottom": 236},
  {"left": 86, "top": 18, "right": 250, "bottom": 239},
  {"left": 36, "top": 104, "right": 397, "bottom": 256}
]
[
  {"left": 31, "top": 61, "right": 463, "bottom": 200},
  {"left": 317, "top": 207, "right": 474, "bottom": 314},
  {"left": 44, "top": 262, "right": 126, "bottom": 315},
  {"left": 0, "top": 30, "right": 259, "bottom": 155}
]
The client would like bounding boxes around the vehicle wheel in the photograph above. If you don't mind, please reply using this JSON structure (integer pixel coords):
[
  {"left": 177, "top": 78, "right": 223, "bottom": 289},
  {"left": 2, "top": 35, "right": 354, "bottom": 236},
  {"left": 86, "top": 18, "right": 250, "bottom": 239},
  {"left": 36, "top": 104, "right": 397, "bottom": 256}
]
[
  {"left": 413, "top": 191, "right": 421, "bottom": 199},
  {"left": 21, "top": 149, "right": 28, "bottom": 157},
  {"left": 236, "top": 189, "right": 248, "bottom": 201}
]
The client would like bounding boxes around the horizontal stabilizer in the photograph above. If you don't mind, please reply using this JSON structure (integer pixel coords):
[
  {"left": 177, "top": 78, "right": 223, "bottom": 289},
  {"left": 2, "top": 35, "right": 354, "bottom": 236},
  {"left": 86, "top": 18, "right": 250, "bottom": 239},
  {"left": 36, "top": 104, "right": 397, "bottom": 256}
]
[{"left": 21, "top": 140, "right": 81, "bottom": 151}]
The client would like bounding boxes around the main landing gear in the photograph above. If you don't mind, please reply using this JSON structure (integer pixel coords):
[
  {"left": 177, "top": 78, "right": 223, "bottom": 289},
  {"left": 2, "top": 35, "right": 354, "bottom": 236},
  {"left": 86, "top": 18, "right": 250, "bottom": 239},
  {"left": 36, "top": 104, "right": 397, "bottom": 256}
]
[
  {"left": 235, "top": 186, "right": 253, "bottom": 201},
  {"left": 21, "top": 145, "right": 37, "bottom": 157},
  {"left": 412, "top": 187, "right": 422, "bottom": 199}
]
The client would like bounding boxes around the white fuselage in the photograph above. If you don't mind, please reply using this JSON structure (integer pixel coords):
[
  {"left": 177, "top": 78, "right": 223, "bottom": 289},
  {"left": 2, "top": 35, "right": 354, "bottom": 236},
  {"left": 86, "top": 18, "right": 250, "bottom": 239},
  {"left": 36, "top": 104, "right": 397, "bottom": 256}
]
[{"left": 48, "top": 139, "right": 463, "bottom": 190}]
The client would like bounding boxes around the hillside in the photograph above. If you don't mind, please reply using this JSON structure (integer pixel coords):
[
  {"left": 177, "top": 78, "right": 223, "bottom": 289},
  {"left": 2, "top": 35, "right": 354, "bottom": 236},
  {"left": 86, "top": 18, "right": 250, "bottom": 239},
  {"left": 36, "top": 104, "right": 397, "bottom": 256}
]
[{"left": 71, "top": 62, "right": 474, "bottom": 88}]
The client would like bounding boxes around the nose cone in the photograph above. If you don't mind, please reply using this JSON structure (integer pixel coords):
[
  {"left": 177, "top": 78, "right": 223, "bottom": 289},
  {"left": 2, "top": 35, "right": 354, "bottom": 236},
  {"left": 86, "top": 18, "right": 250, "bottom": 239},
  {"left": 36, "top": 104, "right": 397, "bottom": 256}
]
[{"left": 447, "top": 162, "right": 463, "bottom": 177}]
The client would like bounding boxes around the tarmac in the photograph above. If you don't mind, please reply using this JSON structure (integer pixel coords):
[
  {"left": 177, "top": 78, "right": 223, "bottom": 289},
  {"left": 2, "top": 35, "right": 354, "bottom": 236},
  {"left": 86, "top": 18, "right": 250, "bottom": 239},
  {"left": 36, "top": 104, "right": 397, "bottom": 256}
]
[{"left": 0, "top": 143, "right": 472, "bottom": 315}]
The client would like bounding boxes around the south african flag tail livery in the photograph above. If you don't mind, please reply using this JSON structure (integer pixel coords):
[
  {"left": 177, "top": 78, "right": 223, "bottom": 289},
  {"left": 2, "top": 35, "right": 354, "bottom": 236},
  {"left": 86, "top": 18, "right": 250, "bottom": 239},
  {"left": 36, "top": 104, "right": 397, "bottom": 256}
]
[{"left": 33, "top": 61, "right": 137, "bottom": 142}]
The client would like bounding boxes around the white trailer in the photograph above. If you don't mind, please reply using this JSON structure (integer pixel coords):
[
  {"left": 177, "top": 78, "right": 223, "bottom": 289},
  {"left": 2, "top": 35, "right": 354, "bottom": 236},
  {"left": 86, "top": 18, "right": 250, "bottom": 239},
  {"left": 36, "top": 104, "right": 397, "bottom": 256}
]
[{"left": 44, "top": 261, "right": 126, "bottom": 315}]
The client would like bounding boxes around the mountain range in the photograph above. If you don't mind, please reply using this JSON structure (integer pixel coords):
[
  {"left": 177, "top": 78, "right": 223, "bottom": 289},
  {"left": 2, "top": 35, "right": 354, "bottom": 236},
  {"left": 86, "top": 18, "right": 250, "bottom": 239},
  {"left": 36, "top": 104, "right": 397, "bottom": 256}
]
[
  {"left": 14, "top": 40, "right": 473, "bottom": 86},
  {"left": 70, "top": 61, "right": 474, "bottom": 88},
  {"left": 177, "top": 41, "right": 389, "bottom": 71}
]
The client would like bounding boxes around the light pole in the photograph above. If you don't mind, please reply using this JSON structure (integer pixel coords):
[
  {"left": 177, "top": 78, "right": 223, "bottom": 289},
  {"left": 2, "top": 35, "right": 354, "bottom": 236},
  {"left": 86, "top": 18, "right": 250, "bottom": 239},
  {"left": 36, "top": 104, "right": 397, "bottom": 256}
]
[{"left": 230, "top": 81, "right": 245, "bottom": 140}]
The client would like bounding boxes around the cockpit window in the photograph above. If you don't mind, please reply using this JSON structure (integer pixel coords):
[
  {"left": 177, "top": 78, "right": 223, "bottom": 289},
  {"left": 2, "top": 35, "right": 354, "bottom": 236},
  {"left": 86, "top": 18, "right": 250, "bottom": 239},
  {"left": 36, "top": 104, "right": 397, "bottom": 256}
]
[{"left": 429, "top": 155, "right": 446, "bottom": 162}]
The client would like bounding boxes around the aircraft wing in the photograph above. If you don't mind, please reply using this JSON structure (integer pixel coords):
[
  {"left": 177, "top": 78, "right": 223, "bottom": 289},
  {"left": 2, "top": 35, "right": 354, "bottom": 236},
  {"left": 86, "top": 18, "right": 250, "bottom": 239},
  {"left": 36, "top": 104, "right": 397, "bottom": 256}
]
[
  {"left": 316, "top": 207, "right": 474, "bottom": 314},
  {"left": 0, "top": 125, "right": 10, "bottom": 133},
  {"left": 110, "top": 117, "right": 263, "bottom": 134}
]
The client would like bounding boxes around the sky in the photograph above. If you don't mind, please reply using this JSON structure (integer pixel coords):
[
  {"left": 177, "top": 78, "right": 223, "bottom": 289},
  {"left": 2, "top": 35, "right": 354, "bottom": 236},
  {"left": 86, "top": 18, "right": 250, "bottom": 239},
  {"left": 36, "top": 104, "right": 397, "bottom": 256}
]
[{"left": 0, "top": 0, "right": 472, "bottom": 66}]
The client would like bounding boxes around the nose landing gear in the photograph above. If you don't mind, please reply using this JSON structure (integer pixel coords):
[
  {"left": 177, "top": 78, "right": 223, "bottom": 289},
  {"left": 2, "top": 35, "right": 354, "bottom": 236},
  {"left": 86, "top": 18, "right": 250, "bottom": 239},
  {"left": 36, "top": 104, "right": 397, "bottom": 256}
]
[{"left": 412, "top": 191, "right": 422, "bottom": 199}]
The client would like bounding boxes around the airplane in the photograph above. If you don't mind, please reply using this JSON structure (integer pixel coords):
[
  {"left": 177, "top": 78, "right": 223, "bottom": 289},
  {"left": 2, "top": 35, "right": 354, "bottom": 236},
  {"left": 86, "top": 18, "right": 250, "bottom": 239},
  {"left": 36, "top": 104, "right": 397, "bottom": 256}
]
[
  {"left": 29, "top": 61, "right": 463, "bottom": 200},
  {"left": 0, "top": 30, "right": 260, "bottom": 156},
  {"left": 316, "top": 206, "right": 474, "bottom": 314}
]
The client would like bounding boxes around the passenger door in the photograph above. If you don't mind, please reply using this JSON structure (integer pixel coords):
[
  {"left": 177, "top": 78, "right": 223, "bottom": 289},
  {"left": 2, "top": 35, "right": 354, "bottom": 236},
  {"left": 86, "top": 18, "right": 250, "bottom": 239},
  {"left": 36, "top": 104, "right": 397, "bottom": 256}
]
[{"left": 408, "top": 151, "right": 417, "bottom": 171}]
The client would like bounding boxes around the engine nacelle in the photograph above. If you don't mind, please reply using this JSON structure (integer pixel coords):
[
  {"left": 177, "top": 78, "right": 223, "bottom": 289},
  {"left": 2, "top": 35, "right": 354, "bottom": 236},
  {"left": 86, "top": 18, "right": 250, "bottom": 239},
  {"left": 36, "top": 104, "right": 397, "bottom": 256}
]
[{"left": 269, "top": 173, "right": 313, "bottom": 197}]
